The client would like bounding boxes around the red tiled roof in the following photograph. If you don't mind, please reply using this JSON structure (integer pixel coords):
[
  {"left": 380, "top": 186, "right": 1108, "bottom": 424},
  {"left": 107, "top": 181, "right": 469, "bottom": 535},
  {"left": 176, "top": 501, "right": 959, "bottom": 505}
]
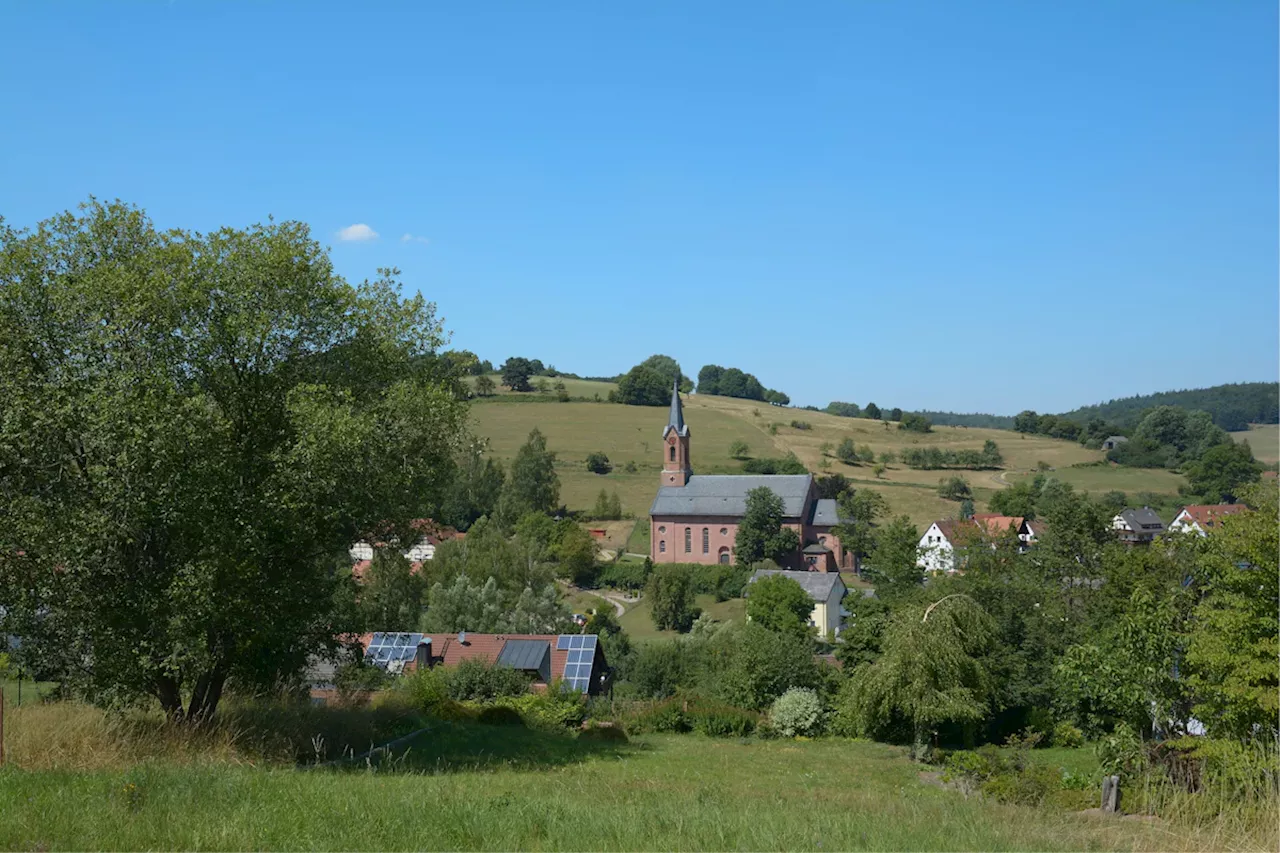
[
  {"left": 974, "top": 515, "right": 1023, "bottom": 533},
  {"left": 1177, "top": 504, "right": 1247, "bottom": 528},
  {"left": 356, "top": 632, "right": 601, "bottom": 685}
]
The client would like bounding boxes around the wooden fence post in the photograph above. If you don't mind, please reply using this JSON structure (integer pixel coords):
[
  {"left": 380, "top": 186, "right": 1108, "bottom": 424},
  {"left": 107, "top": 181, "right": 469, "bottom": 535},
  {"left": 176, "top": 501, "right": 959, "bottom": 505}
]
[{"left": 1101, "top": 774, "right": 1120, "bottom": 813}]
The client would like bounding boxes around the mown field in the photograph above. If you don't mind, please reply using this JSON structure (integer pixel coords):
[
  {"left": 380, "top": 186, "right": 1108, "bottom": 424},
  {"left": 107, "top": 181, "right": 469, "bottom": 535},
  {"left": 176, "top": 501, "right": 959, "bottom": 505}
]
[
  {"left": 617, "top": 593, "right": 747, "bottom": 640},
  {"left": 465, "top": 373, "right": 618, "bottom": 399},
  {"left": 0, "top": 704, "right": 1242, "bottom": 852},
  {"left": 469, "top": 384, "right": 1187, "bottom": 527},
  {"left": 1232, "top": 424, "right": 1279, "bottom": 464}
]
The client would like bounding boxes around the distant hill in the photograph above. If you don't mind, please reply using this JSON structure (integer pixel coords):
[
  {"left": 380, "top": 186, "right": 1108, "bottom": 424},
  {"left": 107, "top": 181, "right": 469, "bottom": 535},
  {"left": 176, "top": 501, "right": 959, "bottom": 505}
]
[
  {"left": 1058, "top": 382, "right": 1279, "bottom": 431},
  {"left": 912, "top": 411, "right": 1016, "bottom": 429}
]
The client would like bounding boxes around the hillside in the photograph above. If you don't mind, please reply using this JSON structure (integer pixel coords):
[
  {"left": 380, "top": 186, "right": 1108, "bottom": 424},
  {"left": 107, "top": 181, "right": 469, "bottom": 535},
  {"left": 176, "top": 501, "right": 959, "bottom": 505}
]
[
  {"left": 1059, "top": 382, "right": 1279, "bottom": 431},
  {"left": 468, "top": 383, "right": 1184, "bottom": 529},
  {"left": 1232, "top": 423, "right": 1280, "bottom": 465}
]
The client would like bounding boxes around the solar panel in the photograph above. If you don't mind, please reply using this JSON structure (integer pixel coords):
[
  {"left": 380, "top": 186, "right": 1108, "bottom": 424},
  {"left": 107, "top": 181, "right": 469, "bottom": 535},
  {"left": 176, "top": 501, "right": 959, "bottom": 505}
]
[
  {"left": 365, "top": 633, "right": 428, "bottom": 671},
  {"left": 555, "top": 634, "right": 597, "bottom": 692}
]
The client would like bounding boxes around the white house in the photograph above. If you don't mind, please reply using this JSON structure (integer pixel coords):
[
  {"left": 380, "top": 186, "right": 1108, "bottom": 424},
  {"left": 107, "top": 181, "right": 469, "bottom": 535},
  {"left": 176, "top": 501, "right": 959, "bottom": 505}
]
[
  {"left": 746, "top": 569, "right": 847, "bottom": 637},
  {"left": 917, "top": 520, "right": 965, "bottom": 574},
  {"left": 349, "top": 536, "right": 437, "bottom": 563},
  {"left": 1168, "top": 504, "right": 1246, "bottom": 537},
  {"left": 1112, "top": 508, "right": 1165, "bottom": 544}
]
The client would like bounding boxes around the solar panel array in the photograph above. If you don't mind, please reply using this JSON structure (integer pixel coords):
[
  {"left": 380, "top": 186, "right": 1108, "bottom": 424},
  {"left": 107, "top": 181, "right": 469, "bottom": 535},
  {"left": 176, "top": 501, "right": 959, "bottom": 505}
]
[
  {"left": 556, "top": 634, "right": 597, "bottom": 692},
  {"left": 364, "top": 632, "right": 427, "bottom": 671}
]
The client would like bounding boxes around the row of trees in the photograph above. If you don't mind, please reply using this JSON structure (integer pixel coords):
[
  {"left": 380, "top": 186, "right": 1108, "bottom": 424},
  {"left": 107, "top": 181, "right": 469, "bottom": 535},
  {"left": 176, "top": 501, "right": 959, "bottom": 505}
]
[
  {"left": 1059, "top": 381, "right": 1279, "bottom": 431},
  {"left": 825, "top": 401, "right": 904, "bottom": 421},
  {"left": 697, "top": 365, "right": 789, "bottom": 405},
  {"left": 899, "top": 440, "right": 1003, "bottom": 470}
]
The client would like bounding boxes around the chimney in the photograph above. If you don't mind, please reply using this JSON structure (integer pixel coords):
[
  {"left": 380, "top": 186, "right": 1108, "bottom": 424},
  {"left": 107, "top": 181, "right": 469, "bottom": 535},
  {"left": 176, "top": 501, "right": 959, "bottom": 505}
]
[{"left": 458, "top": 631, "right": 468, "bottom": 645}]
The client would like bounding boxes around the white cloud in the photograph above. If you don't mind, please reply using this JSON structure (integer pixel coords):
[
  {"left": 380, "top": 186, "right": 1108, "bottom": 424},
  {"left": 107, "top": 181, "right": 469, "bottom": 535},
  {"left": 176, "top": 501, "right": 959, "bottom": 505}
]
[
  {"left": 336, "top": 223, "right": 379, "bottom": 242},
  {"left": 401, "top": 233, "right": 430, "bottom": 245}
]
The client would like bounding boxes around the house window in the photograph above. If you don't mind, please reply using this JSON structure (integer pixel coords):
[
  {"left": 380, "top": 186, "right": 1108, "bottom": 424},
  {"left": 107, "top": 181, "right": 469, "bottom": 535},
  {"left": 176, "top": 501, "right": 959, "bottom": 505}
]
[
  {"left": 702, "top": 528, "right": 709, "bottom": 553},
  {"left": 669, "top": 445, "right": 675, "bottom": 462},
  {"left": 684, "top": 528, "right": 691, "bottom": 552},
  {"left": 659, "top": 541, "right": 666, "bottom": 553}
]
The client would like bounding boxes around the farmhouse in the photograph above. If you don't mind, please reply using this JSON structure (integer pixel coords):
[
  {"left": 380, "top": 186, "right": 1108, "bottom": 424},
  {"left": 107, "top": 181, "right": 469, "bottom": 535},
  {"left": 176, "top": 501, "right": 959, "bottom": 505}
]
[
  {"left": 746, "top": 569, "right": 848, "bottom": 636},
  {"left": 1168, "top": 504, "right": 1246, "bottom": 536},
  {"left": 1112, "top": 507, "right": 1166, "bottom": 544},
  {"left": 649, "top": 382, "right": 848, "bottom": 569}
]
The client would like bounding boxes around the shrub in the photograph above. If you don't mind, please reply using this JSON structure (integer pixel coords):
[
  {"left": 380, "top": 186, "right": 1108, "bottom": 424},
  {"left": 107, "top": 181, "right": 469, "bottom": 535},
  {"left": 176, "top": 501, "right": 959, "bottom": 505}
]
[
  {"left": 1096, "top": 722, "right": 1145, "bottom": 779},
  {"left": 729, "top": 440, "right": 750, "bottom": 460},
  {"left": 769, "top": 688, "right": 824, "bottom": 738},
  {"left": 586, "top": 452, "right": 612, "bottom": 474},
  {"left": 579, "top": 722, "right": 629, "bottom": 743},
  {"left": 445, "top": 659, "right": 531, "bottom": 702},
  {"left": 492, "top": 691, "right": 587, "bottom": 730},
  {"left": 789, "top": 420, "right": 811, "bottom": 431},
  {"left": 476, "top": 705, "right": 526, "bottom": 727},
  {"left": 686, "top": 697, "right": 758, "bottom": 737},
  {"left": 1052, "top": 722, "right": 1085, "bottom": 749},
  {"left": 629, "top": 698, "right": 690, "bottom": 733}
]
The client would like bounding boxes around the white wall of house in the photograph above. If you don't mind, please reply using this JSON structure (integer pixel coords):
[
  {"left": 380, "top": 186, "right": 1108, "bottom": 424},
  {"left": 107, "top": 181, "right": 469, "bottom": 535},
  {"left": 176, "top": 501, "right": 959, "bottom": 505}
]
[
  {"left": 1111, "top": 515, "right": 1133, "bottom": 532},
  {"left": 1167, "top": 511, "right": 1204, "bottom": 536},
  {"left": 917, "top": 523, "right": 955, "bottom": 573},
  {"left": 349, "top": 541, "right": 374, "bottom": 561}
]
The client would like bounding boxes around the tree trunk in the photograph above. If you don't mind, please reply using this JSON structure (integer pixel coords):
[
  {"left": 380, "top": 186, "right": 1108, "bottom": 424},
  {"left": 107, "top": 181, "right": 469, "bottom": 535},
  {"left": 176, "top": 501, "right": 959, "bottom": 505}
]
[
  {"left": 155, "top": 676, "right": 185, "bottom": 723},
  {"left": 186, "top": 670, "right": 226, "bottom": 723},
  {"left": 911, "top": 721, "right": 926, "bottom": 761}
]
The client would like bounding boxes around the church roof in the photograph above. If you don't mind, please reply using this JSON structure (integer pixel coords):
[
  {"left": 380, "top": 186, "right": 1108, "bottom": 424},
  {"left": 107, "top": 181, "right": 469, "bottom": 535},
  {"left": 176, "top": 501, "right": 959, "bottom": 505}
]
[
  {"left": 810, "top": 498, "right": 841, "bottom": 526},
  {"left": 662, "top": 379, "right": 689, "bottom": 438},
  {"left": 650, "top": 474, "right": 813, "bottom": 518}
]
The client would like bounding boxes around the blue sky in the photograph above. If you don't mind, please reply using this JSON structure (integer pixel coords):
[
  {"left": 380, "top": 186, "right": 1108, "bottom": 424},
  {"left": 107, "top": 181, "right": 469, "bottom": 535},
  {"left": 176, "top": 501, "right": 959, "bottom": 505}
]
[{"left": 2, "top": 2, "right": 1276, "bottom": 412}]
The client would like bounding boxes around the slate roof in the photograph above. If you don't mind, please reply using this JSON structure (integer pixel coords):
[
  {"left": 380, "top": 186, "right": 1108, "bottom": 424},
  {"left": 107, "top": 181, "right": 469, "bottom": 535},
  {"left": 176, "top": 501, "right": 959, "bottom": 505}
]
[
  {"left": 663, "top": 379, "right": 689, "bottom": 438},
  {"left": 747, "top": 569, "right": 844, "bottom": 602},
  {"left": 650, "top": 474, "right": 813, "bottom": 518},
  {"left": 802, "top": 543, "right": 832, "bottom": 554},
  {"left": 810, "top": 498, "right": 841, "bottom": 526},
  {"left": 1120, "top": 507, "right": 1165, "bottom": 531}
]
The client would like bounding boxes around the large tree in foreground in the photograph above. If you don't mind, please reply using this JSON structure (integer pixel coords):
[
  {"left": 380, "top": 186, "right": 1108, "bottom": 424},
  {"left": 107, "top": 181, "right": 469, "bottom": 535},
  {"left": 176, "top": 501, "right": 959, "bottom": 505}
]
[{"left": 0, "top": 201, "right": 468, "bottom": 721}]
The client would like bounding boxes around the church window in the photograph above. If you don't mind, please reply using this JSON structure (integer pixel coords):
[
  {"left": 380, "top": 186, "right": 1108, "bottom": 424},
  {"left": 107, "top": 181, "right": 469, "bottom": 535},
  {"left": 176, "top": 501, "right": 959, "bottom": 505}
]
[
  {"left": 684, "top": 528, "right": 691, "bottom": 552},
  {"left": 659, "top": 541, "right": 666, "bottom": 553},
  {"left": 718, "top": 548, "right": 730, "bottom": 564},
  {"left": 720, "top": 528, "right": 728, "bottom": 536},
  {"left": 659, "top": 526, "right": 666, "bottom": 534},
  {"left": 669, "top": 445, "right": 675, "bottom": 462},
  {"left": 702, "top": 528, "right": 709, "bottom": 553}
]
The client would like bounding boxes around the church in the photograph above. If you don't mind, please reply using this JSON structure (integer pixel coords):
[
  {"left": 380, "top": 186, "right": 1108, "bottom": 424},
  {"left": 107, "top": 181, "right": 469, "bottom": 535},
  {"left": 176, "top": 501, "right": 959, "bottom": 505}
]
[{"left": 648, "top": 382, "right": 850, "bottom": 571}]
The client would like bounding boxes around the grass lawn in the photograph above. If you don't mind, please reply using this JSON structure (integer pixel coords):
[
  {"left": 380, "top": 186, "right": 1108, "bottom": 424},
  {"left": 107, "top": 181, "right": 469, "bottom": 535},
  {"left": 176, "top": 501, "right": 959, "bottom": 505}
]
[
  {"left": 618, "top": 594, "right": 747, "bottom": 641},
  {"left": 558, "top": 587, "right": 610, "bottom": 617},
  {"left": 1231, "top": 423, "right": 1279, "bottom": 464},
  {"left": 624, "top": 519, "right": 650, "bottom": 555},
  {"left": 0, "top": 721, "right": 1235, "bottom": 851},
  {"left": 1, "top": 678, "right": 57, "bottom": 708}
]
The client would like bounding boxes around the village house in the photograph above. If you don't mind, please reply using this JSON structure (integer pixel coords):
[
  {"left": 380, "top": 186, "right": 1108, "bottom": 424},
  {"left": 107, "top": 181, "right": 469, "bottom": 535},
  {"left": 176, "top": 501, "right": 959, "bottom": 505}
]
[
  {"left": 1112, "top": 507, "right": 1166, "bottom": 544},
  {"left": 310, "top": 631, "right": 610, "bottom": 703},
  {"left": 746, "top": 569, "right": 848, "bottom": 637},
  {"left": 1167, "top": 504, "right": 1246, "bottom": 536},
  {"left": 917, "top": 515, "right": 1042, "bottom": 573},
  {"left": 349, "top": 520, "right": 464, "bottom": 580},
  {"left": 649, "top": 382, "right": 848, "bottom": 569},
  {"left": 1101, "top": 435, "right": 1129, "bottom": 451}
]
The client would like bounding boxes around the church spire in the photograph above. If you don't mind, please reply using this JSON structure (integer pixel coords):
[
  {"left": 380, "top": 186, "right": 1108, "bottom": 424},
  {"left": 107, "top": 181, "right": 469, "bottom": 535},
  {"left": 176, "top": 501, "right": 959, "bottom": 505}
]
[{"left": 664, "top": 377, "right": 688, "bottom": 437}]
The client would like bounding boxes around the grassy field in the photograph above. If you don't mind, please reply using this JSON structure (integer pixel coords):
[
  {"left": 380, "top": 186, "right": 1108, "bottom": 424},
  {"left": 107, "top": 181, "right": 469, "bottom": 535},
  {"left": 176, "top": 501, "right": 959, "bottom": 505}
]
[
  {"left": 0, "top": 706, "right": 1253, "bottom": 851},
  {"left": 1232, "top": 423, "right": 1279, "bottom": 464},
  {"left": 468, "top": 390, "right": 1186, "bottom": 528},
  {"left": 465, "top": 374, "right": 618, "bottom": 400},
  {"left": 617, "top": 593, "right": 747, "bottom": 641},
  {"left": 1, "top": 678, "right": 57, "bottom": 708},
  {"left": 1019, "top": 464, "right": 1188, "bottom": 496}
]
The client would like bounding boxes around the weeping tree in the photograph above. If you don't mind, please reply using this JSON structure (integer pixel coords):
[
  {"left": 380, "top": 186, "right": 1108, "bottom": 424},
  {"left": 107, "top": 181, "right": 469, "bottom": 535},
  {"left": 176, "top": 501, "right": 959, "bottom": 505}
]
[
  {"left": 0, "top": 200, "right": 469, "bottom": 721},
  {"left": 850, "top": 594, "right": 996, "bottom": 759}
]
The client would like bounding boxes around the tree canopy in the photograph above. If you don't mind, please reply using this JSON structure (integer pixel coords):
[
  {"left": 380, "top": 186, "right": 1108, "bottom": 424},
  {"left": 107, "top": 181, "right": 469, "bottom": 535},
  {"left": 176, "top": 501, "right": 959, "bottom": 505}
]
[
  {"left": 746, "top": 574, "right": 814, "bottom": 640},
  {"left": 0, "top": 200, "right": 469, "bottom": 720},
  {"left": 734, "top": 487, "right": 801, "bottom": 565}
]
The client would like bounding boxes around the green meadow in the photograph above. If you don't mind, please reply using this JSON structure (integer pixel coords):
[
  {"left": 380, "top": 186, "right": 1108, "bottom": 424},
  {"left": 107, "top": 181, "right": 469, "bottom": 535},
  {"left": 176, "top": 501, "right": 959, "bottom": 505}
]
[
  {"left": 0, "top": 705, "right": 1248, "bottom": 852},
  {"left": 1232, "top": 424, "right": 1279, "bottom": 464}
]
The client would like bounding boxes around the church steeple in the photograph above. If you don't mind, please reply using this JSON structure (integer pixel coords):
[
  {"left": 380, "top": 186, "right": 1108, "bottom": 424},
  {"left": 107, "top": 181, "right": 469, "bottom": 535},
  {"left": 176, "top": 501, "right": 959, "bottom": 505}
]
[
  {"left": 661, "top": 378, "right": 691, "bottom": 487},
  {"left": 663, "top": 378, "right": 688, "bottom": 438}
]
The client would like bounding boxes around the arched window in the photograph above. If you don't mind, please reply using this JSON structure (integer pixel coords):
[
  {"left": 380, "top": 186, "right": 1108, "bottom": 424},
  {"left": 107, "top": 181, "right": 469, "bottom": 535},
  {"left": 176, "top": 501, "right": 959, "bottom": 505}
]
[
  {"left": 684, "top": 528, "right": 691, "bottom": 552},
  {"left": 659, "top": 540, "right": 666, "bottom": 553},
  {"left": 702, "top": 528, "right": 709, "bottom": 553},
  {"left": 718, "top": 547, "right": 731, "bottom": 564},
  {"left": 669, "top": 445, "right": 675, "bottom": 462}
]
